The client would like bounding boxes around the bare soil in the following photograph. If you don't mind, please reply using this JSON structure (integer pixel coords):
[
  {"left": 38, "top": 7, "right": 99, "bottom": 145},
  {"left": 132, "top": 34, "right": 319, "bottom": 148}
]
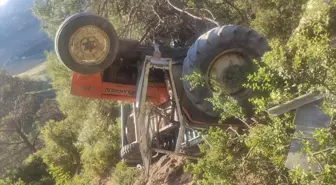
[{"left": 135, "top": 155, "right": 194, "bottom": 185}]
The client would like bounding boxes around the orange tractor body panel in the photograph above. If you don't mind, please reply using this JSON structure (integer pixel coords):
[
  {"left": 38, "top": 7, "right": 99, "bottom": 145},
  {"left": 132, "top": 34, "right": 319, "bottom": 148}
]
[{"left": 70, "top": 72, "right": 170, "bottom": 105}]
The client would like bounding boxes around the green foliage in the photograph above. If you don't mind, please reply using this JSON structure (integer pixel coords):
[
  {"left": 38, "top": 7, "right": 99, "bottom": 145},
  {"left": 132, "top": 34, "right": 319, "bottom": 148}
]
[
  {"left": 287, "top": 126, "right": 336, "bottom": 184},
  {"left": 79, "top": 112, "right": 121, "bottom": 177},
  {"left": 31, "top": 0, "right": 336, "bottom": 184},
  {"left": 45, "top": 51, "right": 72, "bottom": 90},
  {"left": 186, "top": 127, "right": 245, "bottom": 185},
  {"left": 186, "top": 1, "right": 336, "bottom": 185},
  {"left": 6, "top": 155, "right": 54, "bottom": 185},
  {"left": 45, "top": 52, "right": 89, "bottom": 118},
  {"left": 187, "top": 118, "right": 292, "bottom": 185},
  {"left": 112, "top": 161, "right": 141, "bottom": 185},
  {"left": 40, "top": 119, "right": 81, "bottom": 180},
  {"left": 182, "top": 68, "right": 245, "bottom": 121},
  {"left": 181, "top": 70, "right": 206, "bottom": 90},
  {"left": 246, "top": 0, "right": 336, "bottom": 111},
  {"left": 40, "top": 52, "right": 121, "bottom": 184},
  {"left": 39, "top": 109, "right": 120, "bottom": 184},
  {"left": 247, "top": 0, "right": 308, "bottom": 41},
  {"left": 0, "top": 179, "right": 25, "bottom": 185},
  {"left": 207, "top": 91, "right": 243, "bottom": 121},
  {"left": 245, "top": 116, "right": 292, "bottom": 167},
  {"left": 0, "top": 69, "right": 51, "bottom": 177},
  {"left": 187, "top": 0, "right": 308, "bottom": 41},
  {"left": 36, "top": 99, "right": 64, "bottom": 126},
  {"left": 33, "top": 0, "right": 90, "bottom": 38}
]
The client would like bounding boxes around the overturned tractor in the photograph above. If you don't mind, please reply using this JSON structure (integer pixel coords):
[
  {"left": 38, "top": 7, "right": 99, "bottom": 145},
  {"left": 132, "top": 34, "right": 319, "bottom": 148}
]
[{"left": 55, "top": 13, "right": 269, "bottom": 167}]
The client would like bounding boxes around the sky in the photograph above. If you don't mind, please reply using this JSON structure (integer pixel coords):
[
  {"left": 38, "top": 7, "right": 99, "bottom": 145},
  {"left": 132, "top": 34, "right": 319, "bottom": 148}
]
[{"left": 0, "top": 0, "right": 9, "bottom": 6}]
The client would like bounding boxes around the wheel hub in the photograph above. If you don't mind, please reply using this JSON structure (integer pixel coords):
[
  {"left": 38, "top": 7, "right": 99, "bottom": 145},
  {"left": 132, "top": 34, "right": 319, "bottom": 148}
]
[
  {"left": 69, "top": 25, "right": 110, "bottom": 65},
  {"left": 208, "top": 52, "right": 249, "bottom": 94}
]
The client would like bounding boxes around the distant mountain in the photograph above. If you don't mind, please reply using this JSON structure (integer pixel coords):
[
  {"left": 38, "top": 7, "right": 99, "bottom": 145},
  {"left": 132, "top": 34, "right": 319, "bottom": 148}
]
[{"left": 0, "top": 0, "right": 53, "bottom": 75}]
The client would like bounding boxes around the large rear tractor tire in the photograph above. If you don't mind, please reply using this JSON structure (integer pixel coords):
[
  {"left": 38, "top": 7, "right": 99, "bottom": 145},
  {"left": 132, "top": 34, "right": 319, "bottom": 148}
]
[
  {"left": 55, "top": 13, "right": 119, "bottom": 74},
  {"left": 182, "top": 25, "right": 270, "bottom": 117}
]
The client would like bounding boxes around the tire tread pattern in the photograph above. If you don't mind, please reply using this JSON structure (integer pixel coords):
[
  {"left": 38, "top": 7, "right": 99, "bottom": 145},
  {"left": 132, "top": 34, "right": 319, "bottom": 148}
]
[
  {"left": 55, "top": 13, "right": 119, "bottom": 74},
  {"left": 120, "top": 142, "right": 142, "bottom": 161},
  {"left": 182, "top": 25, "right": 270, "bottom": 117}
]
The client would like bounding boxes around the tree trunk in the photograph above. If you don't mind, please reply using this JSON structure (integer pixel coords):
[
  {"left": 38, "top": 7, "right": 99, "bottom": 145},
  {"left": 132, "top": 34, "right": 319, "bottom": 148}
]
[{"left": 15, "top": 126, "right": 36, "bottom": 153}]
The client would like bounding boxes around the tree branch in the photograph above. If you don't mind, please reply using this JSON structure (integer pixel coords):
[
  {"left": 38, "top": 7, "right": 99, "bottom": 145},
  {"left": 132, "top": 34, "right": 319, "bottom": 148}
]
[
  {"left": 32, "top": 131, "right": 41, "bottom": 146},
  {"left": 214, "top": 0, "right": 247, "bottom": 22},
  {"left": 152, "top": 5, "right": 164, "bottom": 23},
  {"left": 126, "top": 1, "right": 143, "bottom": 38},
  {"left": 201, "top": 8, "right": 216, "bottom": 20},
  {"left": 227, "top": 126, "right": 240, "bottom": 137},
  {"left": 0, "top": 129, "right": 15, "bottom": 132},
  {"left": 0, "top": 146, "right": 28, "bottom": 163},
  {"left": 139, "top": 25, "right": 152, "bottom": 44},
  {"left": 0, "top": 141, "right": 25, "bottom": 146},
  {"left": 239, "top": 118, "right": 252, "bottom": 128},
  {"left": 166, "top": 0, "right": 220, "bottom": 27},
  {"left": 14, "top": 124, "right": 37, "bottom": 152},
  {"left": 313, "top": 147, "right": 336, "bottom": 156}
]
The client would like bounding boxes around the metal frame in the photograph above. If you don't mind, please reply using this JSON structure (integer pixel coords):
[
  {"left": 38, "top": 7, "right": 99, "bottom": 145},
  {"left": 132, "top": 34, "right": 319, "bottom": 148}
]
[
  {"left": 268, "top": 91, "right": 325, "bottom": 116},
  {"left": 135, "top": 49, "right": 200, "bottom": 175},
  {"left": 268, "top": 92, "right": 331, "bottom": 173}
]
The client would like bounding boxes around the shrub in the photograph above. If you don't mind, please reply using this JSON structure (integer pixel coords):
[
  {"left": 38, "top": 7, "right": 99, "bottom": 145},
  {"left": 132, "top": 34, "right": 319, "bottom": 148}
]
[
  {"left": 6, "top": 155, "right": 54, "bottom": 185},
  {"left": 112, "top": 161, "right": 141, "bottom": 185},
  {"left": 186, "top": 1, "right": 336, "bottom": 184}
]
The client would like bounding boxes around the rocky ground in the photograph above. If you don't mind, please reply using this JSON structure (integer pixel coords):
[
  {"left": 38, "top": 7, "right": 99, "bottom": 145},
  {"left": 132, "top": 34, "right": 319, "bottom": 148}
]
[{"left": 135, "top": 155, "right": 194, "bottom": 185}]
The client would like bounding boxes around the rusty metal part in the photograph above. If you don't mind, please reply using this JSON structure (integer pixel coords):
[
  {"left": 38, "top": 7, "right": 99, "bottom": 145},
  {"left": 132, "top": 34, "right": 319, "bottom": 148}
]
[
  {"left": 132, "top": 103, "right": 139, "bottom": 142},
  {"left": 207, "top": 49, "right": 249, "bottom": 94},
  {"left": 136, "top": 55, "right": 195, "bottom": 177},
  {"left": 136, "top": 59, "right": 153, "bottom": 177},
  {"left": 69, "top": 25, "right": 110, "bottom": 65}
]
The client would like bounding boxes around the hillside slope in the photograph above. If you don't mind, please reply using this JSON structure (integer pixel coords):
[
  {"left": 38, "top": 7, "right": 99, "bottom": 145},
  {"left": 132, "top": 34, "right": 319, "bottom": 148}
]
[
  {"left": 0, "top": 0, "right": 53, "bottom": 75},
  {"left": 17, "top": 62, "right": 49, "bottom": 81},
  {"left": 135, "top": 155, "right": 194, "bottom": 185}
]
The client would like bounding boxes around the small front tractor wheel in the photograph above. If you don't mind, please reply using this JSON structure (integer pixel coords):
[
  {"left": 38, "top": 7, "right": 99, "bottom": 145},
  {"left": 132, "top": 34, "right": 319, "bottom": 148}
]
[
  {"left": 55, "top": 13, "right": 119, "bottom": 74},
  {"left": 182, "top": 25, "right": 270, "bottom": 117},
  {"left": 120, "top": 142, "right": 142, "bottom": 166}
]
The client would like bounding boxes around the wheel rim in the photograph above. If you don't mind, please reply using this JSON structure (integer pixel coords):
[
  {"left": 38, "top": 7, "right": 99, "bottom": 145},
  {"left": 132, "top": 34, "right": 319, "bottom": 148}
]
[
  {"left": 207, "top": 49, "right": 251, "bottom": 94},
  {"left": 69, "top": 25, "right": 110, "bottom": 65}
]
